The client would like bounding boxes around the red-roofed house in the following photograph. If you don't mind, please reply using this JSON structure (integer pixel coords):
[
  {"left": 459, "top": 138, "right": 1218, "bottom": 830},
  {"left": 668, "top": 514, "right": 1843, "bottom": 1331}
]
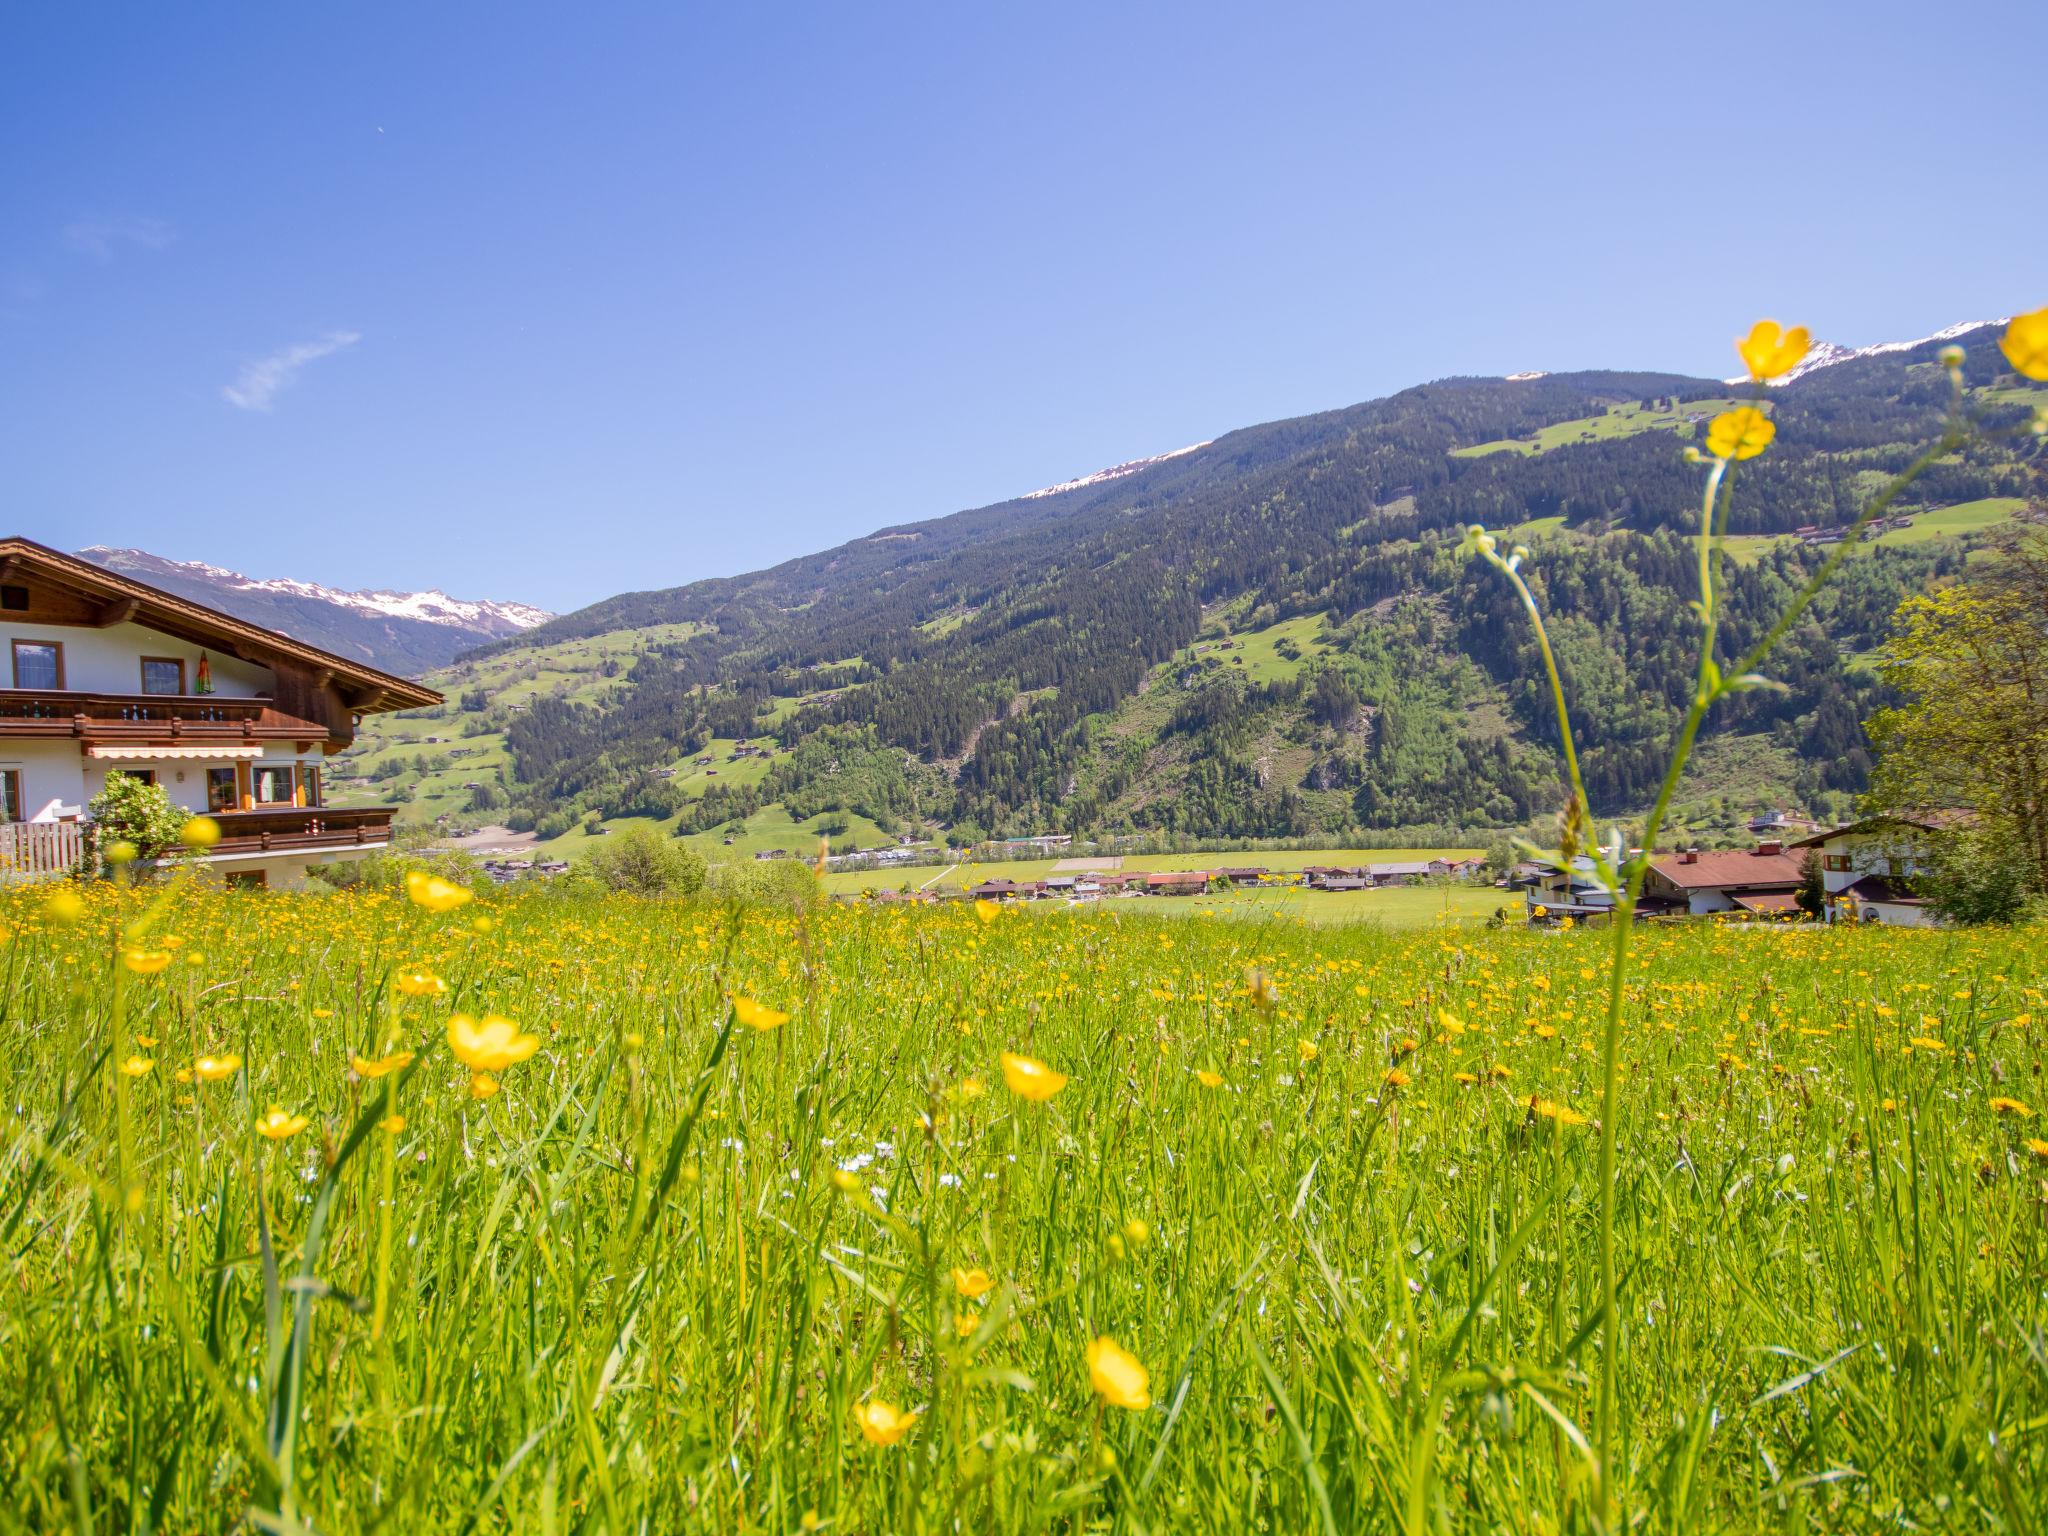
[{"left": 1643, "top": 841, "right": 1806, "bottom": 916}]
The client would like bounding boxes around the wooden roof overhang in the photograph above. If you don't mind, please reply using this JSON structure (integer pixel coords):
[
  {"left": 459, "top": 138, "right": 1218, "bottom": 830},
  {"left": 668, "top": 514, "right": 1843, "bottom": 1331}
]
[{"left": 0, "top": 536, "right": 441, "bottom": 714}]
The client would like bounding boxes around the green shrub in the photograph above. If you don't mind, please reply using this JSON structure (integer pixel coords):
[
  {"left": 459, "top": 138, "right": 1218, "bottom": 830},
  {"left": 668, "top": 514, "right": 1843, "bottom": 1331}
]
[{"left": 576, "top": 825, "right": 707, "bottom": 897}]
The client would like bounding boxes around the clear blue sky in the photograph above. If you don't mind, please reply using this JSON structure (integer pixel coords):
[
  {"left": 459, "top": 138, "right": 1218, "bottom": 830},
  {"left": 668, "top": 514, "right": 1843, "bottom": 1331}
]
[{"left": 5, "top": 3, "right": 2042, "bottom": 614}]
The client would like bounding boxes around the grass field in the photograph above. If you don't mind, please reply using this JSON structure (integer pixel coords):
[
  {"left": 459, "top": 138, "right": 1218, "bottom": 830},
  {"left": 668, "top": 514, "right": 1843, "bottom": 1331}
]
[
  {"left": 822, "top": 849, "right": 1491, "bottom": 927},
  {"left": 1453, "top": 398, "right": 1749, "bottom": 459},
  {"left": 10, "top": 875, "right": 2044, "bottom": 1531}
]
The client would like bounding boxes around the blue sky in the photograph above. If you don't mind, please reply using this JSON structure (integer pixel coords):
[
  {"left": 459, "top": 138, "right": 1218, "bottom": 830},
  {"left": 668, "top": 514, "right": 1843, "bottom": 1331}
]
[{"left": 5, "top": 3, "right": 2042, "bottom": 614}]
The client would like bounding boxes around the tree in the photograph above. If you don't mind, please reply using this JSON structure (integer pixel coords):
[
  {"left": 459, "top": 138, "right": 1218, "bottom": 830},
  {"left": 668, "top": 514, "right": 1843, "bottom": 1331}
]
[
  {"left": 1795, "top": 849, "right": 1826, "bottom": 919},
  {"left": 85, "top": 772, "right": 190, "bottom": 874},
  {"left": 1918, "top": 828, "right": 2042, "bottom": 926},
  {"left": 579, "top": 825, "right": 707, "bottom": 897},
  {"left": 1866, "top": 528, "right": 2048, "bottom": 898}
]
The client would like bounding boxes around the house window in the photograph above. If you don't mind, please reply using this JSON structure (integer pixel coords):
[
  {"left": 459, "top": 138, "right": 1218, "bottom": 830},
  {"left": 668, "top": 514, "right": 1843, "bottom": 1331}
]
[
  {"left": 140, "top": 657, "right": 186, "bottom": 695},
  {"left": 0, "top": 586, "right": 26, "bottom": 611},
  {"left": 253, "top": 764, "right": 297, "bottom": 805},
  {"left": 0, "top": 769, "right": 19, "bottom": 822},
  {"left": 109, "top": 768, "right": 156, "bottom": 788},
  {"left": 206, "top": 767, "right": 239, "bottom": 814},
  {"left": 10, "top": 640, "right": 62, "bottom": 690}
]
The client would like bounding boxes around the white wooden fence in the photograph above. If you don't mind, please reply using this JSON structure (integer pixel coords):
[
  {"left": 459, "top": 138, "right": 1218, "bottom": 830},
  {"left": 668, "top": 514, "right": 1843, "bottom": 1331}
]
[{"left": 0, "top": 821, "right": 86, "bottom": 880}]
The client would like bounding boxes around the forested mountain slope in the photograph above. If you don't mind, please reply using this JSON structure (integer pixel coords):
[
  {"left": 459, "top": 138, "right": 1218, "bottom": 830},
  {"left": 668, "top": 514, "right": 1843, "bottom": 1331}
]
[{"left": 365, "top": 326, "right": 2044, "bottom": 850}]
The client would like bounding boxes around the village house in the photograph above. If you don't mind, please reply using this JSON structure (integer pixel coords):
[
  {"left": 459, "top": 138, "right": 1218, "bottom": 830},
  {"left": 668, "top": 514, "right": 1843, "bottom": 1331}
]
[
  {"left": 1642, "top": 841, "right": 1806, "bottom": 916},
  {"left": 0, "top": 536, "right": 438, "bottom": 887},
  {"left": 1789, "top": 812, "right": 1966, "bottom": 926}
]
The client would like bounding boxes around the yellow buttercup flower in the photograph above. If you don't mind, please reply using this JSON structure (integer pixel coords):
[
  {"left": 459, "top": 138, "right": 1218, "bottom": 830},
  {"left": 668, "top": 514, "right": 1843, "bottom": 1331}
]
[
  {"left": 1908, "top": 1036, "right": 1946, "bottom": 1052},
  {"left": 1999, "top": 307, "right": 2048, "bottom": 381},
  {"left": 954, "top": 1313, "right": 979, "bottom": 1339},
  {"left": 2026, "top": 1137, "right": 2048, "bottom": 1161},
  {"left": 353, "top": 1050, "right": 415, "bottom": 1079},
  {"left": 1086, "top": 1335, "right": 1151, "bottom": 1411},
  {"left": 1706, "top": 406, "right": 1775, "bottom": 461},
  {"left": 853, "top": 1399, "right": 919, "bottom": 1446},
  {"left": 447, "top": 1013, "right": 539, "bottom": 1072},
  {"left": 1000, "top": 1051, "right": 1067, "bottom": 1102},
  {"left": 45, "top": 887, "right": 86, "bottom": 925},
  {"left": 405, "top": 869, "right": 473, "bottom": 914},
  {"left": 731, "top": 994, "right": 790, "bottom": 1031},
  {"left": 1122, "top": 1218, "right": 1150, "bottom": 1246},
  {"left": 1531, "top": 1098, "right": 1587, "bottom": 1127},
  {"left": 255, "top": 1105, "right": 309, "bottom": 1141},
  {"left": 394, "top": 968, "right": 447, "bottom": 998},
  {"left": 1296, "top": 1038, "right": 1319, "bottom": 1062},
  {"left": 377, "top": 1114, "right": 407, "bottom": 1135},
  {"left": 469, "top": 1072, "right": 501, "bottom": 1100},
  {"left": 1195, "top": 1069, "right": 1224, "bottom": 1088},
  {"left": 951, "top": 1266, "right": 995, "bottom": 1299},
  {"left": 1735, "top": 319, "right": 1811, "bottom": 383},
  {"left": 122, "top": 948, "right": 173, "bottom": 976},
  {"left": 974, "top": 898, "right": 1001, "bottom": 923},
  {"left": 193, "top": 1053, "right": 242, "bottom": 1083},
  {"left": 119, "top": 1055, "right": 155, "bottom": 1078},
  {"left": 179, "top": 815, "right": 222, "bottom": 850}
]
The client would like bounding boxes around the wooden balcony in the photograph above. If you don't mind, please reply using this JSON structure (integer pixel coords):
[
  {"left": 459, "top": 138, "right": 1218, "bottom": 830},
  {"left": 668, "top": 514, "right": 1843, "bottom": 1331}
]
[
  {"left": 208, "top": 806, "right": 396, "bottom": 857},
  {"left": 0, "top": 689, "right": 330, "bottom": 743}
]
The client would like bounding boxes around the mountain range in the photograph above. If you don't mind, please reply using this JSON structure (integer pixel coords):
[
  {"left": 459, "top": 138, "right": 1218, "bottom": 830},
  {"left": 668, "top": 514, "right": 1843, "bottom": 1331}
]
[
  {"left": 133, "top": 320, "right": 2048, "bottom": 858},
  {"left": 76, "top": 547, "right": 551, "bottom": 674}
]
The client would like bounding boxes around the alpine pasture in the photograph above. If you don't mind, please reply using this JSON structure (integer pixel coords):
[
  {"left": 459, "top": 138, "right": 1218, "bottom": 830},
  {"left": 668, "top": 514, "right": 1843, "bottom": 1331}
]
[{"left": 4, "top": 879, "right": 2044, "bottom": 1532}]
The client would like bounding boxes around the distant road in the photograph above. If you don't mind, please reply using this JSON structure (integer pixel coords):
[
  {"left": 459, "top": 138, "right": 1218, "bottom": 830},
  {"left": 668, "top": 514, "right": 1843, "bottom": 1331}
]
[{"left": 920, "top": 862, "right": 959, "bottom": 891}]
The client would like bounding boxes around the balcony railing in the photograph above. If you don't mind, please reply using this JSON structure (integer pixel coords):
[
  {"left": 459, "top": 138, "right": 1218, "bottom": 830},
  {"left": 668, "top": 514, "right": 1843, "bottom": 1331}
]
[
  {"left": 208, "top": 806, "right": 396, "bottom": 857},
  {"left": 0, "top": 690, "right": 328, "bottom": 741}
]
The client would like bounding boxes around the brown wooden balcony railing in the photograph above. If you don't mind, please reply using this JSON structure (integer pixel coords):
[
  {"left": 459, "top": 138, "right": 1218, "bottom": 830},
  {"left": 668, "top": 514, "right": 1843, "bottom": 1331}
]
[
  {"left": 208, "top": 806, "right": 395, "bottom": 856},
  {"left": 0, "top": 690, "right": 328, "bottom": 741}
]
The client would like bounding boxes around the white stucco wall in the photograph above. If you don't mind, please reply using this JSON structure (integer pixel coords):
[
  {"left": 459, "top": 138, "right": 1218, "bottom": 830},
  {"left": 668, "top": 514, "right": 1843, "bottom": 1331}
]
[
  {"left": 4, "top": 618, "right": 272, "bottom": 697},
  {"left": 1814, "top": 830, "right": 1934, "bottom": 894},
  {"left": 1, "top": 741, "right": 89, "bottom": 820}
]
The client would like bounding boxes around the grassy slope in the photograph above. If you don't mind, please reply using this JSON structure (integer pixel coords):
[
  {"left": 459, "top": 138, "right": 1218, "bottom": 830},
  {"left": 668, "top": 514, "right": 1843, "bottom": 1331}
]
[{"left": 1453, "top": 397, "right": 1749, "bottom": 458}]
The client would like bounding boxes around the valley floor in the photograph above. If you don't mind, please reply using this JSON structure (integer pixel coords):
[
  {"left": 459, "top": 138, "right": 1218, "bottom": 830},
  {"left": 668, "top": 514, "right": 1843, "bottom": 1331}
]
[{"left": 9, "top": 883, "right": 2042, "bottom": 1531}]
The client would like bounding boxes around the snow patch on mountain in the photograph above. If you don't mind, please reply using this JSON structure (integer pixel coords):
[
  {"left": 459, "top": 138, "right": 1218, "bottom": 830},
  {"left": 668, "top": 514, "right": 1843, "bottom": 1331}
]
[
  {"left": 77, "top": 547, "right": 552, "bottom": 633},
  {"left": 1724, "top": 320, "right": 2004, "bottom": 386},
  {"left": 1021, "top": 441, "right": 1212, "bottom": 500}
]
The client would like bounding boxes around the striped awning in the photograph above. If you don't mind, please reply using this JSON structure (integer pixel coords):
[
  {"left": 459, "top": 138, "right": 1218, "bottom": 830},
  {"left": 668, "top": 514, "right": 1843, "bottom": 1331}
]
[{"left": 87, "top": 744, "right": 267, "bottom": 760}]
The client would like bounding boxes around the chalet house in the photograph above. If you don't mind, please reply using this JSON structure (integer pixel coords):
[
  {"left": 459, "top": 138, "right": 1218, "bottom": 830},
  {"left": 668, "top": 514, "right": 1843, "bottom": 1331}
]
[
  {"left": 0, "top": 536, "right": 438, "bottom": 886},
  {"left": 1789, "top": 812, "right": 1966, "bottom": 927},
  {"left": 1525, "top": 856, "right": 1616, "bottom": 917},
  {"left": 1214, "top": 866, "right": 1268, "bottom": 885},
  {"left": 967, "top": 878, "right": 1028, "bottom": 901},
  {"left": 1642, "top": 842, "right": 1806, "bottom": 916},
  {"left": 1145, "top": 871, "right": 1209, "bottom": 896},
  {"left": 1367, "top": 860, "right": 1436, "bottom": 887}
]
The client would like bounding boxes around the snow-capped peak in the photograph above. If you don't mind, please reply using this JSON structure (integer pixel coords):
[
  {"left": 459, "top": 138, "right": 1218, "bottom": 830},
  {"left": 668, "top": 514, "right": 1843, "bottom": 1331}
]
[
  {"left": 1723, "top": 320, "right": 2004, "bottom": 386},
  {"left": 1021, "top": 441, "right": 1212, "bottom": 500},
  {"left": 77, "top": 547, "right": 552, "bottom": 633}
]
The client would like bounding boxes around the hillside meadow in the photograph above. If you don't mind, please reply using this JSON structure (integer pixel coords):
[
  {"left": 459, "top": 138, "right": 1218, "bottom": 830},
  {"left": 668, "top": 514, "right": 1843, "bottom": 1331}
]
[{"left": 4, "top": 879, "right": 2044, "bottom": 1533}]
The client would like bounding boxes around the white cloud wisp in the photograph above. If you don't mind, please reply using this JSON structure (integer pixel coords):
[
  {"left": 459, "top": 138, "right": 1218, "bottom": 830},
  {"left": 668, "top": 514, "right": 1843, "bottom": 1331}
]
[{"left": 222, "top": 330, "right": 362, "bottom": 412}]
